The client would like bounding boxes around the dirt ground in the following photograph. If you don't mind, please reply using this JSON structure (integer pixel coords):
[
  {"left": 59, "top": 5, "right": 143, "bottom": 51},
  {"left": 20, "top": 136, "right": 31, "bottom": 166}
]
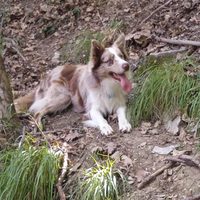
[{"left": 1, "top": 0, "right": 200, "bottom": 199}]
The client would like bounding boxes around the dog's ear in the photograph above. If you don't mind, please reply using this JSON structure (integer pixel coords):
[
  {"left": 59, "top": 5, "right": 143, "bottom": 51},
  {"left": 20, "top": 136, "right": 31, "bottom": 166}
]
[
  {"left": 113, "top": 34, "right": 128, "bottom": 60},
  {"left": 90, "top": 40, "right": 105, "bottom": 70}
]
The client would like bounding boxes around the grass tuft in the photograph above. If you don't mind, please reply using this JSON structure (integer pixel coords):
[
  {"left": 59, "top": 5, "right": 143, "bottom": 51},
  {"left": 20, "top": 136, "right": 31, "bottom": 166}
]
[
  {"left": 0, "top": 145, "right": 62, "bottom": 200},
  {"left": 128, "top": 58, "right": 200, "bottom": 126},
  {"left": 62, "top": 30, "right": 105, "bottom": 64},
  {"left": 70, "top": 154, "right": 129, "bottom": 200}
]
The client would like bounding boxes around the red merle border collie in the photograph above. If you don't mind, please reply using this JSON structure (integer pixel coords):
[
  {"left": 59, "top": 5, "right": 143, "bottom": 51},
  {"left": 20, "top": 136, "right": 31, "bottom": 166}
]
[{"left": 15, "top": 34, "right": 132, "bottom": 135}]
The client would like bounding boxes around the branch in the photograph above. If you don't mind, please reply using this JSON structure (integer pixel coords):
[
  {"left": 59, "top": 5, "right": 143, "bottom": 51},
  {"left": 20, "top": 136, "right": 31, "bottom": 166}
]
[
  {"left": 138, "top": 161, "right": 174, "bottom": 189},
  {"left": 18, "top": 126, "right": 26, "bottom": 149},
  {"left": 180, "top": 194, "right": 200, "bottom": 200},
  {"left": 0, "top": 14, "right": 4, "bottom": 35},
  {"left": 56, "top": 142, "right": 69, "bottom": 200},
  {"left": 97, "top": 10, "right": 105, "bottom": 28},
  {"left": 30, "top": 127, "right": 79, "bottom": 135},
  {"left": 138, "top": 155, "right": 200, "bottom": 189},
  {"left": 3, "top": 37, "right": 26, "bottom": 61},
  {"left": 154, "top": 36, "right": 200, "bottom": 47},
  {"left": 141, "top": 0, "right": 172, "bottom": 24},
  {"left": 12, "top": 46, "right": 26, "bottom": 62},
  {"left": 164, "top": 155, "right": 200, "bottom": 169}
]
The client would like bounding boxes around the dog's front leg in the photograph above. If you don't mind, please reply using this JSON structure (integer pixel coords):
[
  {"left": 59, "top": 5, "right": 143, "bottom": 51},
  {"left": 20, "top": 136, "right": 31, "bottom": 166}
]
[
  {"left": 90, "top": 108, "right": 113, "bottom": 135},
  {"left": 117, "top": 107, "right": 132, "bottom": 132}
]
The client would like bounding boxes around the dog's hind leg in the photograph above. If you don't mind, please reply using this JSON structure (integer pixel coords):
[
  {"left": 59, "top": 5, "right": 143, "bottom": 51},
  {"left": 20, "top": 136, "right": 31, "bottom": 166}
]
[
  {"left": 29, "top": 84, "right": 72, "bottom": 123},
  {"left": 34, "top": 95, "right": 71, "bottom": 123}
]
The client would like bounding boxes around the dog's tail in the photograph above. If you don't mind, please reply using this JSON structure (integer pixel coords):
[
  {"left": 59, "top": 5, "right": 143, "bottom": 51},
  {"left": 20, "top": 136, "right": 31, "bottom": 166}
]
[{"left": 14, "top": 91, "right": 36, "bottom": 113}]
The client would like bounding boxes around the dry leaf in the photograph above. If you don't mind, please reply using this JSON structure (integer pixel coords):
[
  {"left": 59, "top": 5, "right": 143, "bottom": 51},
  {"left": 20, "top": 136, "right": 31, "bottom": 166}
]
[
  {"left": 138, "top": 141, "right": 147, "bottom": 148},
  {"left": 121, "top": 155, "right": 133, "bottom": 166},
  {"left": 148, "top": 129, "right": 158, "bottom": 135},
  {"left": 91, "top": 146, "right": 105, "bottom": 154},
  {"left": 65, "top": 130, "right": 82, "bottom": 142},
  {"left": 105, "top": 142, "right": 117, "bottom": 155},
  {"left": 154, "top": 120, "right": 161, "bottom": 128},
  {"left": 70, "top": 162, "right": 82, "bottom": 172},
  {"left": 164, "top": 115, "right": 181, "bottom": 134},
  {"left": 128, "top": 176, "right": 135, "bottom": 184},
  {"left": 173, "top": 149, "right": 192, "bottom": 156},
  {"left": 141, "top": 122, "right": 152, "bottom": 133},
  {"left": 135, "top": 169, "right": 149, "bottom": 183},
  {"left": 111, "top": 151, "right": 121, "bottom": 162},
  {"left": 129, "top": 52, "right": 139, "bottom": 60},
  {"left": 179, "top": 128, "right": 186, "bottom": 141}
]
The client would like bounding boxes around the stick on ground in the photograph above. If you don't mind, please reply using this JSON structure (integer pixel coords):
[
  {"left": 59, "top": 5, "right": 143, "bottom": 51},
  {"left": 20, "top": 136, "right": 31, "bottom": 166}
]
[
  {"left": 18, "top": 126, "right": 26, "bottom": 149},
  {"left": 181, "top": 194, "right": 200, "bottom": 200},
  {"left": 138, "top": 161, "right": 174, "bottom": 189},
  {"left": 56, "top": 142, "right": 69, "bottom": 200},
  {"left": 141, "top": 0, "right": 172, "bottom": 24},
  {"left": 154, "top": 36, "right": 200, "bottom": 47}
]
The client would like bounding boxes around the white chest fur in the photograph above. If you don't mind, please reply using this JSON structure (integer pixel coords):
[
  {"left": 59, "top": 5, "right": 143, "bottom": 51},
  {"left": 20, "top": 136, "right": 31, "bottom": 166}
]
[{"left": 88, "top": 78, "right": 126, "bottom": 115}]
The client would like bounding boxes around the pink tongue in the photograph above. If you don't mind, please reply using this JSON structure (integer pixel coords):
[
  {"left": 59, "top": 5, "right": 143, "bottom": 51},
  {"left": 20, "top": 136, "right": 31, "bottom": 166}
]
[{"left": 117, "top": 73, "right": 132, "bottom": 92}]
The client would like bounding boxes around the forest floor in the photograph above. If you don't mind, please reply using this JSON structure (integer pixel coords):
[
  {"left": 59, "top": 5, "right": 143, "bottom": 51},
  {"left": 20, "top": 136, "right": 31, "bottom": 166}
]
[{"left": 1, "top": 0, "right": 200, "bottom": 199}]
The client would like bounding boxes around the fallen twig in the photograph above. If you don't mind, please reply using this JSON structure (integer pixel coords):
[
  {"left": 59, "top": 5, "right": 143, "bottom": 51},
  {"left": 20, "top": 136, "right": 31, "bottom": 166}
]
[
  {"left": 12, "top": 46, "right": 26, "bottom": 62},
  {"left": 97, "top": 9, "right": 105, "bottom": 28},
  {"left": 154, "top": 36, "right": 200, "bottom": 47},
  {"left": 0, "top": 14, "right": 4, "bottom": 35},
  {"left": 164, "top": 155, "right": 200, "bottom": 169},
  {"left": 131, "top": 0, "right": 173, "bottom": 33},
  {"left": 30, "top": 127, "right": 79, "bottom": 135},
  {"left": 56, "top": 142, "right": 69, "bottom": 200},
  {"left": 138, "top": 154, "right": 200, "bottom": 189},
  {"left": 138, "top": 161, "right": 174, "bottom": 189},
  {"left": 141, "top": 0, "right": 172, "bottom": 24},
  {"left": 149, "top": 47, "right": 186, "bottom": 58},
  {"left": 18, "top": 126, "right": 26, "bottom": 149},
  {"left": 17, "top": 113, "right": 31, "bottom": 119},
  {"left": 181, "top": 194, "right": 200, "bottom": 200},
  {"left": 2, "top": 37, "right": 26, "bottom": 61}
]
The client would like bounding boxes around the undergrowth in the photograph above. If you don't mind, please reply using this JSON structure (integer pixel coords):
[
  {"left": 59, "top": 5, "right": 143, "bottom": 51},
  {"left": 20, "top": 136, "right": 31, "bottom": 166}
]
[
  {"left": 128, "top": 58, "right": 200, "bottom": 126},
  {"left": 70, "top": 154, "right": 129, "bottom": 200},
  {"left": 0, "top": 145, "right": 62, "bottom": 200},
  {"left": 62, "top": 30, "right": 105, "bottom": 64}
]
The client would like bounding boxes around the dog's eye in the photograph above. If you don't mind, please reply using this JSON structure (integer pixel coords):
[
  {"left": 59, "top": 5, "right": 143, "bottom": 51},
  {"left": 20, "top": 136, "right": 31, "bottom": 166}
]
[
  {"left": 120, "top": 55, "right": 124, "bottom": 59},
  {"left": 107, "top": 59, "right": 113, "bottom": 64}
]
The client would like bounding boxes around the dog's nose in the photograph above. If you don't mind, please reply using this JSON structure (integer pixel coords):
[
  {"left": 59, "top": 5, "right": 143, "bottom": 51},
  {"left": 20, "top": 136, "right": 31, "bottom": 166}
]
[{"left": 122, "top": 63, "right": 129, "bottom": 71}]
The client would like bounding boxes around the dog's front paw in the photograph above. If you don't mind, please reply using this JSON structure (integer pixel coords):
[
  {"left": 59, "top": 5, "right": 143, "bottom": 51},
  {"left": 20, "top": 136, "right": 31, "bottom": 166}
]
[
  {"left": 119, "top": 120, "right": 132, "bottom": 133},
  {"left": 100, "top": 124, "right": 114, "bottom": 135}
]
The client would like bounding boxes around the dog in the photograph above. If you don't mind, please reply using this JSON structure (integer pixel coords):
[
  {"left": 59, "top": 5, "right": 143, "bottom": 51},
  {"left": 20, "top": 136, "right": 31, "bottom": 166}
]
[{"left": 14, "top": 33, "right": 132, "bottom": 135}]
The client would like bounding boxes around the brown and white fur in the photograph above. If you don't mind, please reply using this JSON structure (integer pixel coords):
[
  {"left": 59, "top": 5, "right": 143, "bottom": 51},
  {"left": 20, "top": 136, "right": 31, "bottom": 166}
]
[{"left": 15, "top": 34, "right": 132, "bottom": 135}]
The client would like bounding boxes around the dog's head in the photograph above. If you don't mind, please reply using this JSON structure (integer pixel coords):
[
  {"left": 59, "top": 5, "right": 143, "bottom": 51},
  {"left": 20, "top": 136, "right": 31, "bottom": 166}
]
[{"left": 89, "top": 34, "right": 132, "bottom": 92}]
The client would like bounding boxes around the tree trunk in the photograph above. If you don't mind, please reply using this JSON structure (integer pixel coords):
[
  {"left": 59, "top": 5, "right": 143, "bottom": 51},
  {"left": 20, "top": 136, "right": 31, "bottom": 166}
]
[{"left": 0, "top": 55, "right": 20, "bottom": 125}]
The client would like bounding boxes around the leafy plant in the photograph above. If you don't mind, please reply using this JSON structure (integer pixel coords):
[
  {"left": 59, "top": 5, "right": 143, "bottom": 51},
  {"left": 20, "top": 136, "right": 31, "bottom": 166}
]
[
  {"left": 42, "top": 21, "right": 56, "bottom": 36},
  {"left": 73, "top": 7, "right": 80, "bottom": 18},
  {"left": 128, "top": 58, "right": 200, "bottom": 126},
  {"left": 71, "top": 154, "right": 129, "bottom": 200},
  {"left": 0, "top": 145, "right": 62, "bottom": 200}
]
